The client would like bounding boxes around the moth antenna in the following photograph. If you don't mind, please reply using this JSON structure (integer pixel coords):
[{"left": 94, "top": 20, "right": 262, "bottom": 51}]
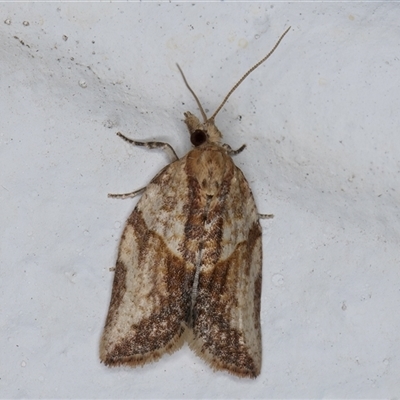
[
  {"left": 176, "top": 63, "right": 208, "bottom": 122},
  {"left": 209, "top": 26, "right": 291, "bottom": 122}
]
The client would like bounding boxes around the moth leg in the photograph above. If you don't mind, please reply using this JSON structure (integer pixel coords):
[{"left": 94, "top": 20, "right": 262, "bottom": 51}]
[
  {"left": 116, "top": 132, "right": 179, "bottom": 161},
  {"left": 259, "top": 213, "right": 274, "bottom": 219},
  {"left": 109, "top": 132, "right": 178, "bottom": 198},
  {"left": 108, "top": 186, "right": 146, "bottom": 199},
  {"left": 223, "top": 143, "right": 246, "bottom": 156}
]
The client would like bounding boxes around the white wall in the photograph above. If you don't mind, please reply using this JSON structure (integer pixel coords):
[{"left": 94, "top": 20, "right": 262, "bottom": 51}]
[{"left": 1, "top": 2, "right": 399, "bottom": 398}]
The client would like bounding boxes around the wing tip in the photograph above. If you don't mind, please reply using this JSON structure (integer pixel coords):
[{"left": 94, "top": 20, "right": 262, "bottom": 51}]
[
  {"left": 99, "top": 328, "right": 187, "bottom": 368},
  {"left": 188, "top": 332, "right": 261, "bottom": 379}
]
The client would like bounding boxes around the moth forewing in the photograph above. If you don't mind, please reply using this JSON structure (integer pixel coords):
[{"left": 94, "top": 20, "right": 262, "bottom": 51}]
[{"left": 101, "top": 27, "right": 290, "bottom": 378}]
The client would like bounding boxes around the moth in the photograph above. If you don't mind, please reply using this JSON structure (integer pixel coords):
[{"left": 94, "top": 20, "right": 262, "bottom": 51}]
[{"left": 100, "top": 27, "right": 290, "bottom": 378}]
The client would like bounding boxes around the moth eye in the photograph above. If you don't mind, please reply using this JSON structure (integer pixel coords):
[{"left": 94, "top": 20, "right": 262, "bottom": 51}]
[{"left": 190, "top": 129, "right": 207, "bottom": 146}]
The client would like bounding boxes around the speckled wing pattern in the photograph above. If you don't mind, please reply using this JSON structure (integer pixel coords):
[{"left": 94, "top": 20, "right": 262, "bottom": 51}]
[{"left": 100, "top": 141, "right": 262, "bottom": 378}]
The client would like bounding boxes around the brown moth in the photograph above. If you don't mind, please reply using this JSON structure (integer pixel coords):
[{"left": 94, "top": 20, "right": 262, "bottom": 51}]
[{"left": 100, "top": 27, "right": 290, "bottom": 378}]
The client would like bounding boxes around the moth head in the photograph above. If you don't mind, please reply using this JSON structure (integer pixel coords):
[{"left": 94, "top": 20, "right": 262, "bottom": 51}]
[
  {"left": 184, "top": 111, "right": 222, "bottom": 146},
  {"left": 176, "top": 26, "right": 291, "bottom": 148}
]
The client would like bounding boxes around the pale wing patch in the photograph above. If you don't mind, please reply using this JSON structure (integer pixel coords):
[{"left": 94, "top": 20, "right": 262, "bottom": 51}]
[
  {"left": 218, "top": 167, "right": 259, "bottom": 261},
  {"left": 138, "top": 160, "right": 191, "bottom": 257}
]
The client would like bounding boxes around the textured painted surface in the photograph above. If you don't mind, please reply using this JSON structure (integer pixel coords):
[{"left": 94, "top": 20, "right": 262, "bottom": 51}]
[{"left": 2, "top": 2, "right": 400, "bottom": 398}]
